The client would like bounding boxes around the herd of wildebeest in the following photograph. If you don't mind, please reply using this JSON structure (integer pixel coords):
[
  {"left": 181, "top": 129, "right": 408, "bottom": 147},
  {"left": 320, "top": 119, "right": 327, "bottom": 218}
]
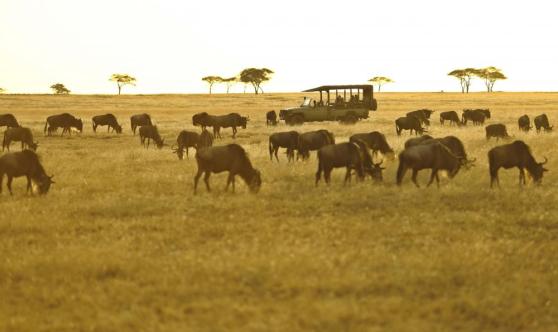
[{"left": 0, "top": 107, "right": 553, "bottom": 195}]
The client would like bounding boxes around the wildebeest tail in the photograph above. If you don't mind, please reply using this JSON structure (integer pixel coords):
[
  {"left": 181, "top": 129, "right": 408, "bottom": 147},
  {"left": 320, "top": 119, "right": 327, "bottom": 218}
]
[
  {"left": 43, "top": 119, "right": 49, "bottom": 134},
  {"left": 396, "top": 155, "right": 407, "bottom": 185},
  {"left": 268, "top": 136, "right": 273, "bottom": 160}
]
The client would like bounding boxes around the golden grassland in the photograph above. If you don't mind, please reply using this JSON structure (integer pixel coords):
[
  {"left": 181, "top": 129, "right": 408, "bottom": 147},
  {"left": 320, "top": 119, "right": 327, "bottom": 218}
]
[{"left": 0, "top": 92, "right": 558, "bottom": 331}]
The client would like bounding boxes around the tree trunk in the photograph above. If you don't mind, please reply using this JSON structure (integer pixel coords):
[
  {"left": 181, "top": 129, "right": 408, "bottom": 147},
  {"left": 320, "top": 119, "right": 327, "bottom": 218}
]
[
  {"left": 209, "top": 84, "right": 212, "bottom": 94},
  {"left": 253, "top": 83, "right": 259, "bottom": 95},
  {"left": 118, "top": 84, "right": 122, "bottom": 95}
]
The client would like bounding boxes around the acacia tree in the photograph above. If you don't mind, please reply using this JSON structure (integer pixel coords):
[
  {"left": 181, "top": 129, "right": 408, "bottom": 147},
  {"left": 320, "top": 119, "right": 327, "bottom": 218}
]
[
  {"left": 476, "top": 67, "right": 507, "bottom": 92},
  {"left": 368, "top": 76, "right": 394, "bottom": 92},
  {"left": 50, "top": 83, "right": 70, "bottom": 94},
  {"left": 202, "top": 76, "right": 223, "bottom": 94},
  {"left": 110, "top": 74, "right": 136, "bottom": 95},
  {"left": 448, "top": 68, "right": 479, "bottom": 93},
  {"left": 221, "top": 77, "right": 237, "bottom": 93},
  {"left": 239, "top": 68, "right": 274, "bottom": 94}
]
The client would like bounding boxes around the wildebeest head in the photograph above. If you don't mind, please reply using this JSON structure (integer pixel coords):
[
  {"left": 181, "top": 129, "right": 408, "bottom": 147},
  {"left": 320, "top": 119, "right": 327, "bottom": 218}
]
[
  {"left": 248, "top": 169, "right": 262, "bottom": 193},
  {"left": 171, "top": 144, "right": 184, "bottom": 160},
  {"left": 530, "top": 157, "right": 549, "bottom": 184},
  {"left": 75, "top": 119, "right": 83, "bottom": 132},
  {"left": 156, "top": 138, "right": 165, "bottom": 150},
  {"left": 29, "top": 142, "right": 39, "bottom": 152},
  {"left": 366, "top": 160, "right": 385, "bottom": 182},
  {"left": 114, "top": 123, "right": 123, "bottom": 134},
  {"left": 36, "top": 174, "right": 55, "bottom": 195},
  {"left": 241, "top": 116, "right": 248, "bottom": 129}
]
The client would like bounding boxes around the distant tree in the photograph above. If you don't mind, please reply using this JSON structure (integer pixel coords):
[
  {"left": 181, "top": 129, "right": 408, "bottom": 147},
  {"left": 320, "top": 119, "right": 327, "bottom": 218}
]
[
  {"left": 448, "top": 68, "right": 479, "bottom": 93},
  {"left": 368, "top": 76, "right": 394, "bottom": 92},
  {"left": 221, "top": 77, "right": 237, "bottom": 94},
  {"left": 476, "top": 67, "right": 507, "bottom": 92},
  {"left": 109, "top": 74, "right": 136, "bottom": 95},
  {"left": 0, "top": 88, "right": 5, "bottom": 94},
  {"left": 50, "top": 83, "right": 70, "bottom": 94},
  {"left": 239, "top": 68, "right": 274, "bottom": 94},
  {"left": 202, "top": 76, "right": 223, "bottom": 94}
]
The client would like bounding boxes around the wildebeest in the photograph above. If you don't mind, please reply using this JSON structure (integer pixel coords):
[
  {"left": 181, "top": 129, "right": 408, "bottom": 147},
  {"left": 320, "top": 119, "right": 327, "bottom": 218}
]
[
  {"left": 485, "top": 124, "right": 510, "bottom": 141},
  {"left": 439, "top": 111, "right": 461, "bottom": 126},
  {"left": 406, "top": 109, "right": 431, "bottom": 126},
  {"left": 138, "top": 125, "right": 165, "bottom": 149},
  {"left": 396, "top": 142, "right": 465, "bottom": 187},
  {"left": 349, "top": 131, "right": 394, "bottom": 158},
  {"left": 297, "top": 129, "right": 335, "bottom": 160},
  {"left": 198, "top": 129, "right": 214, "bottom": 149},
  {"left": 193, "top": 144, "right": 261, "bottom": 194},
  {"left": 3, "top": 127, "right": 38, "bottom": 151},
  {"left": 172, "top": 130, "right": 200, "bottom": 160},
  {"left": 518, "top": 115, "right": 531, "bottom": 132},
  {"left": 92, "top": 114, "right": 122, "bottom": 133},
  {"left": 315, "top": 141, "right": 383, "bottom": 185},
  {"left": 44, "top": 113, "right": 83, "bottom": 136},
  {"left": 130, "top": 113, "right": 153, "bottom": 135},
  {"left": 211, "top": 113, "right": 248, "bottom": 139},
  {"left": 488, "top": 140, "right": 548, "bottom": 188},
  {"left": 0, "top": 150, "right": 54, "bottom": 195},
  {"left": 395, "top": 116, "right": 426, "bottom": 136},
  {"left": 269, "top": 131, "right": 299, "bottom": 162},
  {"left": 266, "top": 110, "right": 278, "bottom": 126},
  {"left": 421, "top": 136, "right": 474, "bottom": 166},
  {"left": 462, "top": 109, "right": 486, "bottom": 126},
  {"left": 0, "top": 114, "right": 19, "bottom": 129},
  {"left": 192, "top": 112, "right": 212, "bottom": 129},
  {"left": 534, "top": 114, "right": 553, "bottom": 133},
  {"left": 404, "top": 135, "right": 434, "bottom": 149}
]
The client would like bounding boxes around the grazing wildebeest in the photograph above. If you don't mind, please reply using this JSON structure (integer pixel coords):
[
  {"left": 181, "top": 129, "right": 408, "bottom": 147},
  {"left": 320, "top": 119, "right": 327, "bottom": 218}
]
[
  {"left": 439, "top": 111, "right": 461, "bottom": 126},
  {"left": 198, "top": 129, "right": 213, "bottom": 149},
  {"left": 0, "top": 114, "right": 19, "bottom": 129},
  {"left": 211, "top": 113, "right": 248, "bottom": 139},
  {"left": 406, "top": 110, "right": 430, "bottom": 126},
  {"left": 138, "top": 125, "right": 165, "bottom": 149},
  {"left": 0, "top": 150, "right": 54, "bottom": 195},
  {"left": 421, "top": 136, "right": 475, "bottom": 166},
  {"left": 534, "top": 114, "right": 553, "bottom": 133},
  {"left": 518, "top": 115, "right": 531, "bottom": 132},
  {"left": 396, "top": 142, "right": 465, "bottom": 187},
  {"left": 315, "top": 141, "right": 383, "bottom": 185},
  {"left": 130, "top": 113, "right": 153, "bottom": 135},
  {"left": 488, "top": 140, "right": 548, "bottom": 188},
  {"left": 404, "top": 135, "right": 434, "bottom": 149},
  {"left": 269, "top": 131, "right": 299, "bottom": 162},
  {"left": 485, "top": 124, "right": 510, "bottom": 141},
  {"left": 349, "top": 131, "right": 394, "bottom": 159},
  {"left": 3, "top": 127, "right": 38, "bottom": 151},
  {"left": 462, "top": 109, "right": 486, "bottom": 126},
  {"left": 92, "top": 114, "right": 122, "bottom": 133},
  {"left": 395, "top": 116, "right": 426, "bottom": 136},
  {"left": 297, "top": 130, "right": 335, "bottom": 160},
  {"left": 266, "top": 110, "right": 278, "bottom": 126},
  {"left": 192, "top": 112, "right": 212, "bottom": 130},
  {"left": 193, "top": 144, "right": 261, "bottom": 194},
  {"left": 172, "top": 130, "right": 200, "bottom": 160},
  {"left": 44, "top": 113, "right": 83, "bottom": 136}
]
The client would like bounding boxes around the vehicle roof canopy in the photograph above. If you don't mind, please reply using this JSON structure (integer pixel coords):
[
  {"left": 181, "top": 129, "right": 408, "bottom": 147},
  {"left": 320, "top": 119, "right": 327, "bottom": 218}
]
[{"left": 303, "top": 85, "right": 373, "bottom": 92}]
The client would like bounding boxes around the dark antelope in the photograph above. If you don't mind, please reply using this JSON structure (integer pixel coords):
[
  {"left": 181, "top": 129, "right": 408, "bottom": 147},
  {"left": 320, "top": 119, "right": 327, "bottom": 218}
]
[
  {"left": 139, "top": 125, "right": 165, "bottom": 149},
  {"left": 0, "top": 150, "right": 54, "bottom": 195},
  {"left": 297, "top": 130, "right": 335, "bottom": 160},
  {"left": 131, "top": 113, "right": 153, "bottom": 135},
  {"left": 269, "top": 131, "right": 299, "bottom": 162},
  {"left": 3, "top": 127, "right": 38, "bottom": 151},
  {"left": 0, "top": 114, "right": 20, "bottom": 129},
  {"left": 44, "top": 113, "right": 83, "bottom": 136},
  {"left": 92, "top": 114, "right": 122, "bottom": 133}
]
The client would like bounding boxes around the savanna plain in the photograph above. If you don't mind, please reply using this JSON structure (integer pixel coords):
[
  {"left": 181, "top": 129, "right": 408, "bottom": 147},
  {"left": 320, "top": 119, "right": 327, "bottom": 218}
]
[{"left": 1, "top": 92, "right": 557, "bottom": 332}]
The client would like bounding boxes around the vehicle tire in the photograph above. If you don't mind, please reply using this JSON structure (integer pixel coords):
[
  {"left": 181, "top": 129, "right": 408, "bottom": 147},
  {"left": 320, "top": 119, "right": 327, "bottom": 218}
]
[
  {"left": 342, "top": 114, "right": 358, "bottom": 125},
  {"left": 290, "top": 114, "right": 304, "bottom": 126}
]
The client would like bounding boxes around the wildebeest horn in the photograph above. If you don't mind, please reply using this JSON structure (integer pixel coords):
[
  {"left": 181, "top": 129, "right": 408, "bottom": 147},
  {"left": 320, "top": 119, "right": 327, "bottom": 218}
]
[
  {"left": 541, "top": 157, "right": 548, "bottom": 165},
  {"left": 49, "top": 175, "right": 55, "bottom": 184}
]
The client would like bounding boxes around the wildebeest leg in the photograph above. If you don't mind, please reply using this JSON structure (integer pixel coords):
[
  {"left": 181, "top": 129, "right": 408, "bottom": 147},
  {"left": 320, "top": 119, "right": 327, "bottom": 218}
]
[
  {"left": 232, "top": 127, "right": 237, "bottom": 139},
  {"left": 427, "top": 169, "right": 438, "bottom": 187},
  {"left": 225, "top": 173, "right": 236, "bottom": 193},
  {"left": 0, "top": 173, "right": 3, "bottom": 194},
  {"left": 324, "top": 167, "right": 332, "bottom": 185},
  {"left": 194, "top": 169, "right": 203, "bottom": 194},
  {"left": 275, "top": 147, "right": 280, "bottom": 162},
  {"left": 26, "top": 176, "right": 32, "bottom": 194},
  {"left": 519, "top": 168, "right": 525, "bottom": 186},
  {"left": 411, "top": 170, "right": 420, "bottom": 188},
  {"left": 7, "top": 175, "right": 13, "bottom": 195},
  {"left": 490, "top": 167, "right": 500, "bottom": 188},
  {"left": 147, "top": 138, "right": 151, "bottom": 149},
  {"left": 21, "top": 141, "right": 25, "bottom": 150},
  {"left": 344, "top": 167, "right": 352, "bottom": 185},
  {"left": 315, "top": 161, "right": 323, "bottom": 186},
  {"left": 203, "top": 172, "right": 211, "bottom": 192},
  {"left": 186, "top": 147, "right": 189, "bottom": 159}
]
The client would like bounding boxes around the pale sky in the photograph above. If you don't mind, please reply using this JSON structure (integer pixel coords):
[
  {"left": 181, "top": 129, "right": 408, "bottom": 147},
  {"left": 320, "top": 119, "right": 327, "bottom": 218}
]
[{"left": 1, "top": 0, "right": 557, "bottom": 94}]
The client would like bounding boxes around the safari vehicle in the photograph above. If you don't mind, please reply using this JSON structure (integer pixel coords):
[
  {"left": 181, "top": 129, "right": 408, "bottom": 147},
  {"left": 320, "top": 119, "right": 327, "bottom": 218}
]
[{"left": 279, "top": 85, "right": 377, "bottom": 125}]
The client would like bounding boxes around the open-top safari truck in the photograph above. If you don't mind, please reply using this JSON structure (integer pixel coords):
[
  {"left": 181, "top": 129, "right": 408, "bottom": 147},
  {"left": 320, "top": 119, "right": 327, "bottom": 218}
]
[{"left": 279, "top": 84, "right": 378, "bottom": 125}]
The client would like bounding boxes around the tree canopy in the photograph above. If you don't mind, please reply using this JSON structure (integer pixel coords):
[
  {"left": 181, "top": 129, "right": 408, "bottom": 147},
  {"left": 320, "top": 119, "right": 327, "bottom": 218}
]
[
  {"left": 50, "top": 83, "right": 70, "bottom": 94},
  {"left": 368, "top": 76, "right": 394, "bottom": 92},
  {"left": 202, "top": 76, "right": 223, "bottom": 94},
  {"left": 449, "top": 67, "right": 506, "bottom": 93},
  {"left": 109, "top": 74, "right": 136, "bottom": 95},
  {"left": 239, "top": 68, "right": 274, "bottom": 94}
]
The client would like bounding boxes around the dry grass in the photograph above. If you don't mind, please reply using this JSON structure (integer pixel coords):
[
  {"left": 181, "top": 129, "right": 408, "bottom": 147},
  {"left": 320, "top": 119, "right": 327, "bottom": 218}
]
[{"left": 0, "top": 92, "right": 557, "bottom": 331}]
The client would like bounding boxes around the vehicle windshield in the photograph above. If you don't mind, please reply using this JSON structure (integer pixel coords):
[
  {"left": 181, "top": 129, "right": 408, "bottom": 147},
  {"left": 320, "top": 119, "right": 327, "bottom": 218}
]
[{"left": 301, "top": 97, "right": 313, "bottom": 107}]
